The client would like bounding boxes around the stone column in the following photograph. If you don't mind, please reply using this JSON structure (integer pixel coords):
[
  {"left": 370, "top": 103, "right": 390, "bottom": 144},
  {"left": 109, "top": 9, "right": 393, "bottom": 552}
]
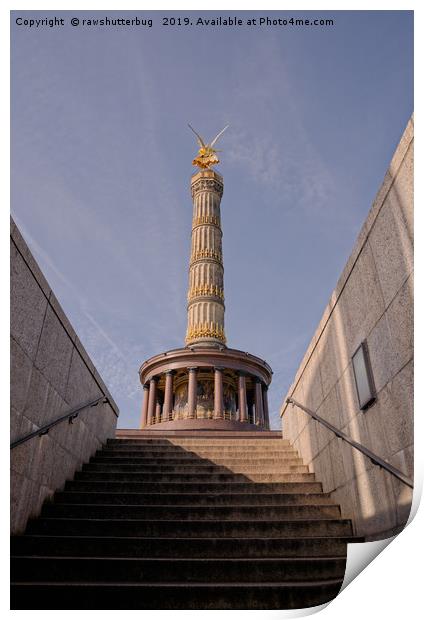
[
  {"left": 155, "top": 399, "right": 162, "bottom": 424},
  {"left": 139, "top": 383, "right": 150, "bottom": 429},
  {"left": 214, "top": 367, "right": 224, "bottom": 419},
  {"left": 247, "top": 391, "right": 254, "bottom": 424},
  {"left": 163, "top": 371, "right": 175, "bottom": 421},
  {"left": 238, "top": 373, "right": 248, "bottom": 422},
  {"left": 254, "top": 378, "right": 264, "bottom": 426},
  {"left": 186, "top": 170, "right": 226, "bottom": 349},
  {"left": 263, "top": 385, "right": 270, "bottom": 430},
  {"left": 187, "top": 367, "right": 198, "bottom": 418},
  {"left": 146, "top": 376, "right": 157, "bottom": 426}
]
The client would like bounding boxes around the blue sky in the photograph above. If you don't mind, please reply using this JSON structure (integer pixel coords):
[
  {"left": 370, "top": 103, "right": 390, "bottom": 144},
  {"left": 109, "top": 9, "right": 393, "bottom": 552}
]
[{"left": 11, "top": 10, "right": 413, "bottom": 429}]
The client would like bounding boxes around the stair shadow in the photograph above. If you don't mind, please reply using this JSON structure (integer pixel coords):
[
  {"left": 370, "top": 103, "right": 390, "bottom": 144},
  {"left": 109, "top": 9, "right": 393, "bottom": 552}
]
[
  {"left": 95, "top": 437, "right": 313, "bottom": 487},
  {"left": 10, "top": 436, "right": 354, "bottom": 610},
  {"left": 74, "top": 438, "right": 352, "bottom": 530}
]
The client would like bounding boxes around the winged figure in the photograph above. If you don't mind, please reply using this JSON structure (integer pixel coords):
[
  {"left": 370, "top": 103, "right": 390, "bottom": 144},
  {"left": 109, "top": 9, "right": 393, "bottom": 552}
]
[{"left": 188, "top": 124, "right": 229, "bottom": 169}]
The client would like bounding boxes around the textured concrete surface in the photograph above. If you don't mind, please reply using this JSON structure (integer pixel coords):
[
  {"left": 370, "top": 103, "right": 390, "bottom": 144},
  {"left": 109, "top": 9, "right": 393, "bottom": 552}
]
[
  {"left": 280, "top": 116, "right": 413, "bottom": 540},
  {"left": 10, "top": 219, "right": 119, "bottom": 534}
]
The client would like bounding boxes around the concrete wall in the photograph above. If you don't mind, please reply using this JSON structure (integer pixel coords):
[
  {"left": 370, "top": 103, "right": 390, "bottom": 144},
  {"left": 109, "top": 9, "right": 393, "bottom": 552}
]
[
  {"left": 280, "top": 117, "right": 413, "bottom": 540},
  {"left": 10, "top": 219, "right": 119, "bottom": 534}
]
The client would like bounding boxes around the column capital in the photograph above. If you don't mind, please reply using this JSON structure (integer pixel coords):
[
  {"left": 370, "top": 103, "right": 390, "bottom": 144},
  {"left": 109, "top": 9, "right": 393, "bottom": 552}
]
[
  {"left": 214, "top": 366, "right": 225, "bottom": 372},
  {"left": 191, "top": 175, "right": 224, "bottom": 199},
  {"left": 187, "top": 366, "right": 198, "bottom": 372},
  {"left": 150, "top": 375, "right": 159, "bottom": 384},
  {"left": 237, "top": 370, "right": 247, "bottom": 377},
  {"left": 142, "top": 383, "right": 150, "bottom": 390},
  {"left": 165, "top": 369, "right": 176, "bottom": 376}
]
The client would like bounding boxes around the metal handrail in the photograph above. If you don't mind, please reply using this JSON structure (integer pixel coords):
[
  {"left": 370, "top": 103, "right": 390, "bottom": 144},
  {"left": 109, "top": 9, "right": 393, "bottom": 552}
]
[
  {"left": 285, "top": 397, "right": 413, "bottom": 489},
  {"left": 10, "top": 396, "right": 109, "bottom": 450}
]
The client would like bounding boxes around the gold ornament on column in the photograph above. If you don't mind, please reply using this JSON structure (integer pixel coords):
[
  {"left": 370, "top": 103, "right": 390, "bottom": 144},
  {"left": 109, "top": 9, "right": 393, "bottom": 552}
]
[{"left": 188, "top": 124, "right": 229, "bottom": 169}]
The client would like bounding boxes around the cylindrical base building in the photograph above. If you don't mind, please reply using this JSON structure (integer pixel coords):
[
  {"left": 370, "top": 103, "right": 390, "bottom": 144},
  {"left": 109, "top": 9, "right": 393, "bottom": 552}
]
[{"left": 139, "top": 347, "right": 272, "bottom": 430}]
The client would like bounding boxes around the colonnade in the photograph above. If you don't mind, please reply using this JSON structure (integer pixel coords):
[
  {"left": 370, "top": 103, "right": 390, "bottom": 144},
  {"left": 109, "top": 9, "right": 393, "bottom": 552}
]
[{"left": 140, "top": 366, "right": 270, "bottom": 428}]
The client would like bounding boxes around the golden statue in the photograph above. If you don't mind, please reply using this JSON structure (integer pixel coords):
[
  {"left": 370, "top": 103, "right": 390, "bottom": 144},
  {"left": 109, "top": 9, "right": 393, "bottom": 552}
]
[{"left": 188, "top": 124, "right": 229, "bottom": 169}]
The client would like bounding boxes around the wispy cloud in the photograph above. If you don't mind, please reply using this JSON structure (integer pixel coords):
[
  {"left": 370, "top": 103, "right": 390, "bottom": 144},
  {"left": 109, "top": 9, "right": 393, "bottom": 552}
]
[
  {"left": 225, "top": 117, "right": 337, "bottom": 223},
  {"left": 217, "top": 34, "right": 339, "bottom": 222}
]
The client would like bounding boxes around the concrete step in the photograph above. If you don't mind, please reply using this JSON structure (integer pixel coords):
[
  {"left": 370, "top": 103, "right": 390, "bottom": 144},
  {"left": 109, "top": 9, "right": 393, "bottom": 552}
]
[
  {"left": 100, "top": 446, "right": 297, "bottom": 455},
  {"left": 65, "top": 480, "right": 324, "bottom": 493},
  {"left": 82, "top": 463, "right": 310, "bottom": 474},
  {"left": 11, "top": 535, "right": 354, "bottom": 558},
  {"left": 11, "top": 426, "right": 354, "bottom": 610},
  {"left": 53, "top": 490, "right": 335, "bottom": 506},
  {"left": 27, "top": 518, "right": 353, "bottom": 538},
  {"left": 96, "top": 450, "right": 300, "bottom": 460},
  {"left": 74, "top": 471, "right": 316, "bottom": 483},
  {"left": 168, "top": 450, "right": 298, "bottom": 458},
  {"left": 115, "top": 430, "right": 283, "bottom": 439},
  {"left": 41, "top": 503, "right": 341, "bottom": 520},
  {"left": 12, "top": 556, "right": 346, "bottom": 583},
  {"left": 108, "top": 438, "right": 290, "bottom": 446},
  {"left": 10, "top": 580, "right": 344, "bottom": 609},
  {"left": 91, "top": 455, "right": 304, "bottom": 466}
]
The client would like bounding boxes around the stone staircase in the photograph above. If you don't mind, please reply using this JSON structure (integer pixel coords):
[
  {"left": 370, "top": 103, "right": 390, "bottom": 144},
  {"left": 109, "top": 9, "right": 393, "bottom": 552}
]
[{"left": 11, "top": 431, "right": 354, "bottom": 609}]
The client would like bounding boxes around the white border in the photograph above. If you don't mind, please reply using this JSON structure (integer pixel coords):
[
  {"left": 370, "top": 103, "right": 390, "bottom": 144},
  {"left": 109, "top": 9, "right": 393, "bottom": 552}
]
[{"left": 3, "top": 2, "right": 421, "bottom": 619}]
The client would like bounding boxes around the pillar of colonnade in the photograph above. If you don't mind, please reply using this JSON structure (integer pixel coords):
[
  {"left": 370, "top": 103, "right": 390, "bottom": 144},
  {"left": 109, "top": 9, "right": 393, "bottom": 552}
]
[{"left": 140, "top": 368, "right": 270, "bottom": 429}]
